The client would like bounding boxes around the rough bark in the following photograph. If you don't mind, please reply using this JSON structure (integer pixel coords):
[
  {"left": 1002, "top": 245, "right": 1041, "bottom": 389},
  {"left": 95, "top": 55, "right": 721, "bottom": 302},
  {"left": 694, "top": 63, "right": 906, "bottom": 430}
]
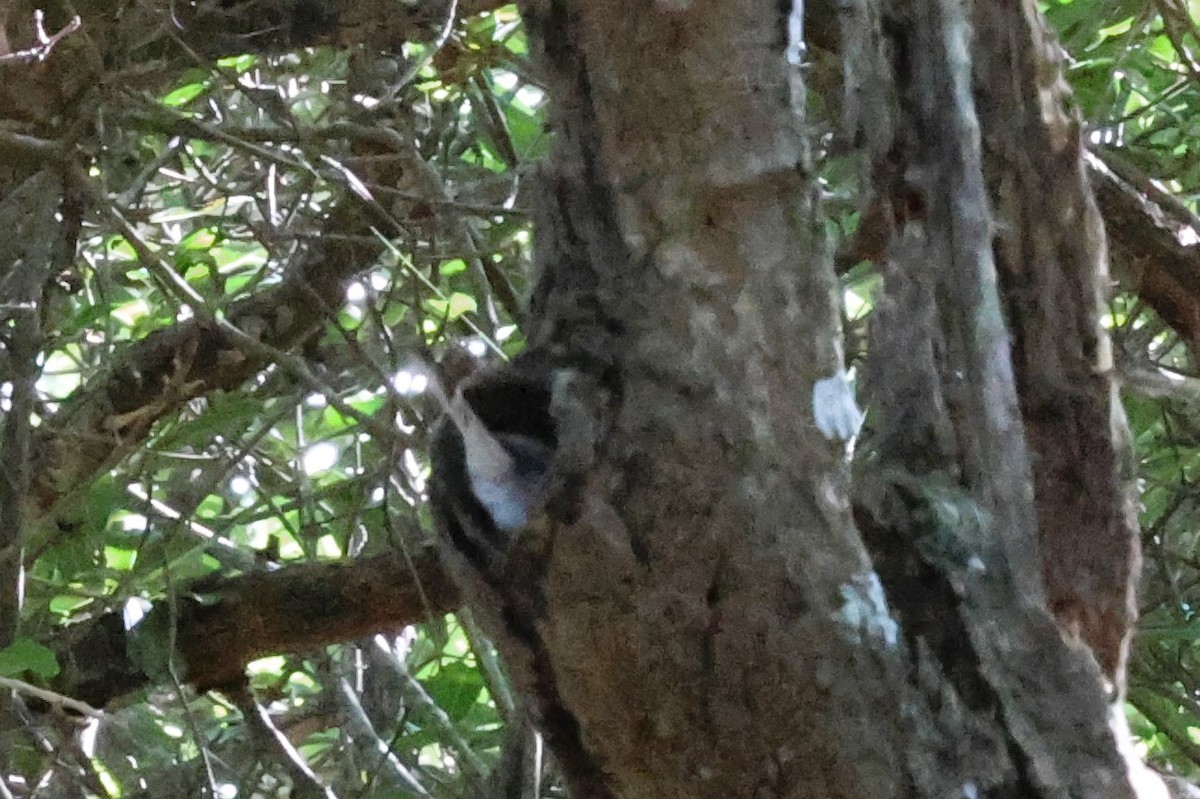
[
  {"left": 836, "top": 0, "right": 1144, "bottom": 692},
  {"left": 802, "top": 0, "right": 1134, "bottom": 796},
  {"left": 0, "top": 7, "right": 1175, "bottom": 798},
  {"left": 971, "top": 1, "right": 1142, "bottom": 687},
  {"left": 424, "top": 0, "right": 1150, "bottom": 796},
  {"left": 429, "top": 3, "right": 908, "bottom": 799},
  {"left": 51, "top": 550, "right": 456, "bottom": 707}
]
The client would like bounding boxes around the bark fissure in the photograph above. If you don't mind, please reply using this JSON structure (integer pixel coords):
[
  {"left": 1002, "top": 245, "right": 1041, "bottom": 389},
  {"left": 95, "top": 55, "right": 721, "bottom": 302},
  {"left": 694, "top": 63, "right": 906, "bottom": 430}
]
[
  {"left": 0, "top": 0, "right": 1164, "bottom": 797},
  {"left": 430, "top": 2, "right": 909, "bottom": 798},
  {"left": 847, "top": 0, "right": 1140, "bottom": 796},
  {"left": 971, "top": 0, "right": 1142, "bottom": 687}
]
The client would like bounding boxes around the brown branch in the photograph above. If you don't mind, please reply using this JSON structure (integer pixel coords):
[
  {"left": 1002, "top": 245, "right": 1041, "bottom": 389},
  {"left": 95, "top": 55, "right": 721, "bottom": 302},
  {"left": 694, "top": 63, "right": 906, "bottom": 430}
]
[
  {"left": 1088, "top": 151, "right": 1200, "bottom": 352},
  {"left": 54, "top": 549, "right": 459, "bottom": 708},
  {"left": 0, "top": 129, "right": 67, "bottom": 163}
]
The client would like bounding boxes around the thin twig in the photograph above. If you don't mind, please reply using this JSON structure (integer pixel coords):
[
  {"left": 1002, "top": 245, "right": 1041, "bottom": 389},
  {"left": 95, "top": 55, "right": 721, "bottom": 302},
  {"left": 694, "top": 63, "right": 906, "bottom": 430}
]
[
  {"left": 336, "top": 678, "right": 432, "bottom": 796},
  {"left": 0, "top": 677, "right": 104, "bottom": 719},
  {"left": 230, "top": 688, "right": 341, "bottom": 799},
  {"left": 0, "top": 11, "right": 81, "bottom": 63}
]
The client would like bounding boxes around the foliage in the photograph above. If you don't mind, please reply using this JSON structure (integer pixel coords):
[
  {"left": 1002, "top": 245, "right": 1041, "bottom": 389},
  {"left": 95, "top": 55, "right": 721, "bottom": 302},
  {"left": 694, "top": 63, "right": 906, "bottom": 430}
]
[
  {"left": 3, "top": 6, "right": 547, "bottom": 797},
  {"left": 1049, "top": 0, "right": 1200, "bottom": 782},
  {"left": 4, "top": 0, "right": 1200, "bottom": 796}
]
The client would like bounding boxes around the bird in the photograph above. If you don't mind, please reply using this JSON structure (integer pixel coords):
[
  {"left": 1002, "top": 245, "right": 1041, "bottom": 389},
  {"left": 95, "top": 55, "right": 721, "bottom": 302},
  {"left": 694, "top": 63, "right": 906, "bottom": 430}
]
[{"left": 423, "top": 365, "right": 555, "bottom": 531}]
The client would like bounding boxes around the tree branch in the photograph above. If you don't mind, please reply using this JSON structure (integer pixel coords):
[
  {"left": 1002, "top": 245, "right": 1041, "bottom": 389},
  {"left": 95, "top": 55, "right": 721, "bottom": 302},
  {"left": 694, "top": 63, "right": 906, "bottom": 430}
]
[
  {"left": 1088, "top": 150, "right": 1200, "bottom": 352},
  {"left": 55, "top": 549, "right": 458, "bottom": 708}
]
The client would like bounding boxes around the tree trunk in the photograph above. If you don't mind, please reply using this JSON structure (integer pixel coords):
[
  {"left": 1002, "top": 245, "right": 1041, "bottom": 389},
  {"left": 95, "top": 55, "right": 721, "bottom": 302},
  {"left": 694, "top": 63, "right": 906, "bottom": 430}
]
[
  {"left": 0, "top": 0, "right": 1159, "bottom": 794},
  {"left": 429, "top": 2, "right": 1148, "bottom": 799},
  {"left": 971, "top": 0, "right": 1142, "bottom": 687},
  {"left": 432, "top": 1, "right": 906, "bottom": 797}
]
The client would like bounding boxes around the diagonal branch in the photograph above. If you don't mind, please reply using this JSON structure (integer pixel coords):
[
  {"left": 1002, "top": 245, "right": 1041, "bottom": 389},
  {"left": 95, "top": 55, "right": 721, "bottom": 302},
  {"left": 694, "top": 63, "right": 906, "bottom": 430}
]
[{"left": 1088, "top": 150, "right": 1200, "bottom": 353}]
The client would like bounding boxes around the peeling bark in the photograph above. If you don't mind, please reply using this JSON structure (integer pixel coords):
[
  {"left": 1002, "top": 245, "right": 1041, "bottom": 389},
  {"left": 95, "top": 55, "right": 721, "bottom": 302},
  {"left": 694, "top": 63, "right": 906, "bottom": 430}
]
[
  {"left": 971, "top": 1, "right": 1142, "bottom": 687},
  {"left": 844, "top": 0, "right": 1138, "bottom": 796}
]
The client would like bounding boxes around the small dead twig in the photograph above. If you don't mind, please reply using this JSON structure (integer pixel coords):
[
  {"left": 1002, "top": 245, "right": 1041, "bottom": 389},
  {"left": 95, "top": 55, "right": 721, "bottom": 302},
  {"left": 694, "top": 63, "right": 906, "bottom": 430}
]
[{"left": 0, "top": 10, "right": 81, "bottom": 64}]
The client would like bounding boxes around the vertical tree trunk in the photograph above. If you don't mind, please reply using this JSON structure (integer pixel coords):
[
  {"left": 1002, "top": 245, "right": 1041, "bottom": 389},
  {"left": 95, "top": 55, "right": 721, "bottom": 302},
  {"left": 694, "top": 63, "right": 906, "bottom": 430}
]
[
  {"left": 434, "top": 3, "right": 908, "bottom": 798},
  {"left": 430, "top": 1, "right": 1147, "bottom": 798},
  {"left": 972, "top": 0, "right": 1142, "bottom": 688}
]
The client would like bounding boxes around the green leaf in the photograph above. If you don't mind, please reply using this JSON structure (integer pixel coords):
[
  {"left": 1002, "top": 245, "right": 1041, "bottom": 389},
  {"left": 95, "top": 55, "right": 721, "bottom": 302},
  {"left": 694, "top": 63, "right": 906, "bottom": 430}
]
[
  {"left": 424, "top": 292, "right": 478, "bottom": 321},
  {"left": 179, "top": 227, "right": 220, "bottom": 251},
  {"left": 423, "top": 661, "right": 485, "bottom": 721},
  {"left": 160, "top": 81, "right": 208, "bottom": 108},
  {"left": 503, "top": 102, "right": 549, "bottom": 161},
  {"left": 82, "top": 472, "right": 124, "bottom": 527},
  {"left": 154, "top": 394, "right": 267, "bottom": 450},
  {"left": 0, "top": 637, "right": 61, "bottom": 679},
  {"left": 49, "top": 595, "right": 92, "bottom": 616},
  {"left": 104, "top": 546, "right": 137, "bottom": 571},
  {"left": 168, "top": 549, "right": 221, "bottom": 582},
  {"left": 216, "top": 54, "right": 258, "bottom": 72}
]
